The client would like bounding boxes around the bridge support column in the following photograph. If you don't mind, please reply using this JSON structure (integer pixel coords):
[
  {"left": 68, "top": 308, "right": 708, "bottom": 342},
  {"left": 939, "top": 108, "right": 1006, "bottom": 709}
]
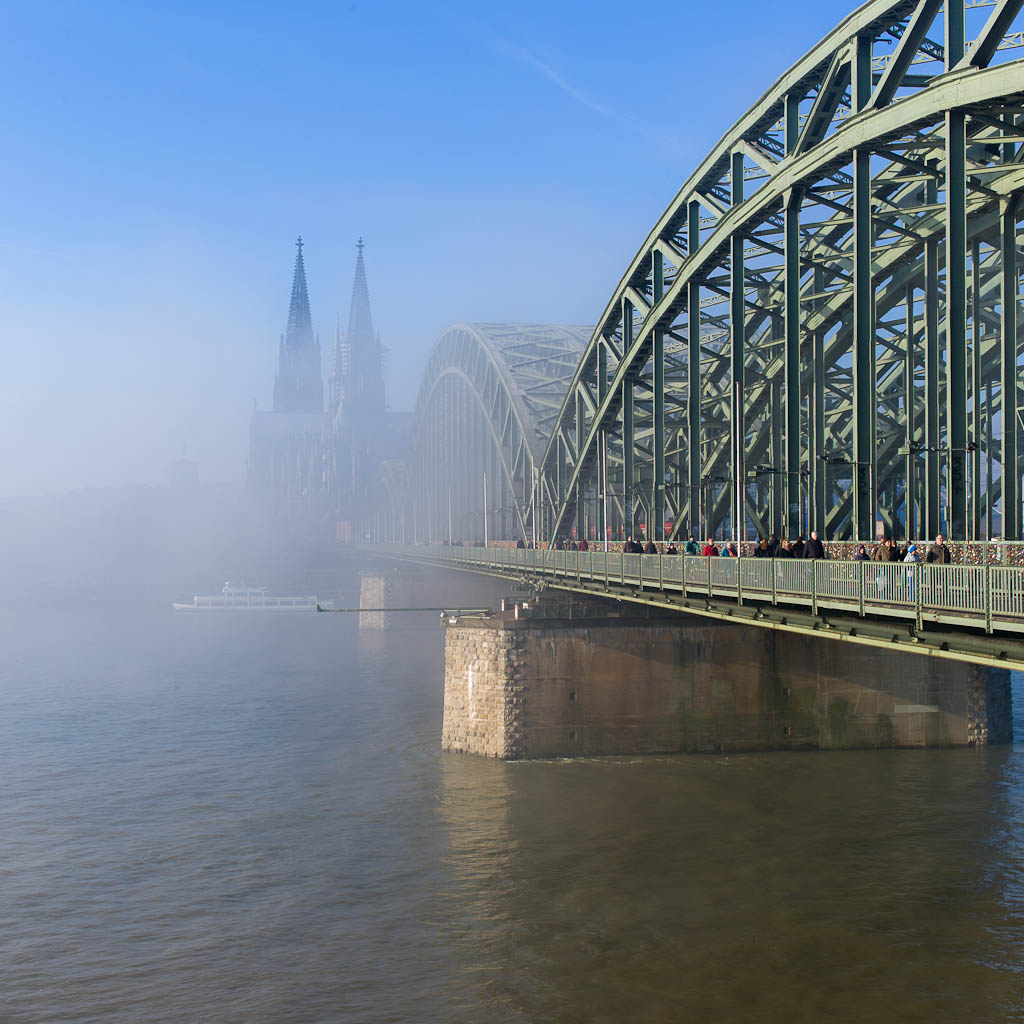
[
  {"left": 359, "top": 570, "right": 413, "bottom": 630},
  {"left": 687, "top": 201, "right": 702, "bottom": 540},
  {"left": 442, "top": 604, "right": 1012, "bottom": 759},
  {"left": 1001, "top": 197, "right": 1020, "bottom": 540},
  {"left": 966, "top": 665, "right": 1013, "bottom": 745}
]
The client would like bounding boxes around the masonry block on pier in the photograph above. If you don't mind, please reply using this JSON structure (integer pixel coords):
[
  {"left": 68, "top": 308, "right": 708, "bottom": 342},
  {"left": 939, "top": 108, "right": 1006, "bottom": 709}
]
[
  {"left": 441, "top": 610, "right": 1012, "bottom": 758},
  {"left": 358, "top": 566, "right": 505, "bottom": 629},
  {"left": 358, "top": 571, "right": 399, "bottom": 630}
]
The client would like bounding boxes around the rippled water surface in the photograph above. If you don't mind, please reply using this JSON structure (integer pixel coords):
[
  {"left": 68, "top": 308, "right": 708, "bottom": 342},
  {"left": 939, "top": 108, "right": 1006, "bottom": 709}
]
[{"left": 2, "top": 591, "right": 1024, "bottom": 1023}]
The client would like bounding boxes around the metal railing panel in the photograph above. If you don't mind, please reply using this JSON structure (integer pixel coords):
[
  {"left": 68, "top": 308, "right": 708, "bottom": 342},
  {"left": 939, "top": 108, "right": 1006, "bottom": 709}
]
[
  {"left": 991, "top": 566, "right": 1024, "bottom": 619},
  {"left": 683, "top": 555, "right": 708, "bottom": 589},
  {"left": 862, "top": 562, "right": 912, "bottom": 607},
  {"left": 920, "top": 564, "right": 985, "bottom": 615},
  {"left": 710, "top": 558, "right": 737, "bottom": 593},
  {"left": 739, "top": 557, "right": 771, "bottom": 594},
  {"left": 661, "top": 555, "right": 684, "bottom": 586},
  {"left": 816, "top": 560, "right": 861, "bottom": 603},
  {"left": 622, "top": 553, "right": 641, "bottom": 583},
  {"left": 774, "top": 559, "right": 814, "bottom": 601},
  {"left": 640, "top": 553, "right": 660, "bottom": 582}
]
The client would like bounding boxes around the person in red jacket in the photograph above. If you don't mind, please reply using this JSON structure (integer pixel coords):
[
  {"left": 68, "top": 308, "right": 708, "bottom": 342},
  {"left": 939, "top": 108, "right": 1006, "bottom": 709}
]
[{"left": 702, "top": 537, "right": 718, "bottom": 556}]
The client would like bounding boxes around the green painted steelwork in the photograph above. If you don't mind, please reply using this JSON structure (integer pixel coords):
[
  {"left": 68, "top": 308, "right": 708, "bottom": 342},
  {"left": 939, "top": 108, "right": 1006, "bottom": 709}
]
[
  {"left": 373, "top": 1, "right": 1024, "bottom": 549},
  {"left": 528, "top": 0, "right": 1024, "bottom": 545}
]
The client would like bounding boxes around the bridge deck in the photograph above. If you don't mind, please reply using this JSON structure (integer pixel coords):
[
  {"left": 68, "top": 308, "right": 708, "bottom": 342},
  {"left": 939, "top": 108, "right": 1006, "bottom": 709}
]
[{"left": 373, "top": 546, "right": 1024, "bottom": 670}]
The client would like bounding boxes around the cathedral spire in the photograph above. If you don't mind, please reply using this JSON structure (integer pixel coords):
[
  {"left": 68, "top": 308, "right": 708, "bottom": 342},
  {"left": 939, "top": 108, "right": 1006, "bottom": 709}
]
[
  {"left": 338, "top": 237, "right": 385, "bottom": 417},
  {"left": 346, "top": 236, "right": 375, "bottom": 348},
  {"left": 285, "top": 235, "right": 314, "bottom": 348},
  {"left": 273, "top": 235, "right": 323, "bottom": 413}
]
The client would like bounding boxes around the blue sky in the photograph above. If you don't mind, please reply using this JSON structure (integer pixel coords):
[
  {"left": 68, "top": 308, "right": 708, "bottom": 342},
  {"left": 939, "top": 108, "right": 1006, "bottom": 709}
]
[{"left": 0, "top": 0, "right": 860, "bottom": 496}]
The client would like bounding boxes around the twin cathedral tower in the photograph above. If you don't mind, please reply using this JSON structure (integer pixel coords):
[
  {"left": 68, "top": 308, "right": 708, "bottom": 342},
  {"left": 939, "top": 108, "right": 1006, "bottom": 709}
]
[{"left": 248, "top": 237, "right": 405, "bottom": 535}]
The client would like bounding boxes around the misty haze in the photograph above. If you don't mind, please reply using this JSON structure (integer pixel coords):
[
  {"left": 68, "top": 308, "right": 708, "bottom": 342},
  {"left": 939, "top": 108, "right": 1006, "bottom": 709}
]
[{"left": 5, "top": 1, "right": 1024, "bottom": 1021}]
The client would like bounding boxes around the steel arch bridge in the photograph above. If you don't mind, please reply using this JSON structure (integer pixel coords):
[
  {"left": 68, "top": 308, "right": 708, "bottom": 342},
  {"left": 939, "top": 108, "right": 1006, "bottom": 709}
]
[
  {"left": 521, "top": 0, "right": 1024, "bottom": 547},
  {"left": 406, "top": 323, "right": 589, "bottom": 544}
]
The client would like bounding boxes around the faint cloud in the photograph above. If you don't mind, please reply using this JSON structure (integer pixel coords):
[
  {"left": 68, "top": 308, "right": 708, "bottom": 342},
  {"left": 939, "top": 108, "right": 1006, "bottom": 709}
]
[
  {"left": 502, "top": 46, "right": 620, "bottom": 123},
  {"left": 419, "top": 0, "right": 686, "bottom": 159}
]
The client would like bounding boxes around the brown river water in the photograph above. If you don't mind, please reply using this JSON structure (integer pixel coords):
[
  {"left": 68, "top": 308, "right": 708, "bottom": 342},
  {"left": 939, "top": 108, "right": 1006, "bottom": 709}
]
[{"left": 1, "top": 577, "right": 1023, "bottom": 1023}]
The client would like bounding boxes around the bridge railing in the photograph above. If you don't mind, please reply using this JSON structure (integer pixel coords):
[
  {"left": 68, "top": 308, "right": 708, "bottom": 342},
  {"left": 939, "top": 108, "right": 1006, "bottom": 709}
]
[{"left": 387, "top": 546, "right": 1024, "bottom": 636}]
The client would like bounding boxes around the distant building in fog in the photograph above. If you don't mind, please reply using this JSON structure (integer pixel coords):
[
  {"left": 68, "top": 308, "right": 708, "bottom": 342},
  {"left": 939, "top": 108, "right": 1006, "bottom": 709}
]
[
  {"left": 248, "top": 236, "right": 409, "bottom": 532},
  {"left": 327, "top": 239, "right": 409, "bottom": 537},
  {"left": 248, "top": 237, "right": 328, "bottom": 508}
]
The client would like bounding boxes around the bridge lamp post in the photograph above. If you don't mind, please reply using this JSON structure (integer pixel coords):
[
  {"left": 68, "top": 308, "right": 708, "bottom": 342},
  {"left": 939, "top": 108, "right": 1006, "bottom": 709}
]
[
  {"left": 818, "top": 455, "right": 874, "bottom": 541},
  {"left": 747, "top": 465, "right": 788, "bottom": 538},
  {"left": 896, "top": 441, "right": 924, "bottom": 539},
  {"left": 673, "top": 481, "right": 697, "bottom": 542},
  {"left": 531, "top": 466, "right": 538, "bottom": 550},
  {"left": 898, "top": 442, "right": 979, "bottom": 540},
  {"left": 600, "top": 431, "right": 609, "bottom": 551},
  {"left": 667, "top": 464, "right": 707, "bottom": 541},
  {"left": 701, "top": 474, "right": 731, "bottom": 541},
  {"left": 629, "top": 479, "right": 649, "bottom": 540}
]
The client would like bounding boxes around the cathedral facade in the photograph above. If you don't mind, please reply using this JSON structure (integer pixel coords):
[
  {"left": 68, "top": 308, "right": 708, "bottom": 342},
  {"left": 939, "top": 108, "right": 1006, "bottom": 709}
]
[{"left": 248, "top": 236, "right": 407, "bottom": 535}]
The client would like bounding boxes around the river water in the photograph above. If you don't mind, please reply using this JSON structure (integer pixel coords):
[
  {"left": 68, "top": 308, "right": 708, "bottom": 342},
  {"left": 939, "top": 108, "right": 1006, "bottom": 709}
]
[{"left": 2, "top": 577, "right": 1024, "bottom": 1023}]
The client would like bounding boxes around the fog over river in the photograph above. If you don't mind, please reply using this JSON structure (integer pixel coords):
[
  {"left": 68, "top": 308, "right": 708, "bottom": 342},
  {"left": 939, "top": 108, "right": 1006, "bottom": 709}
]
[{"left": 1, "top": 560, "right": 1023, "bottom": 1023}]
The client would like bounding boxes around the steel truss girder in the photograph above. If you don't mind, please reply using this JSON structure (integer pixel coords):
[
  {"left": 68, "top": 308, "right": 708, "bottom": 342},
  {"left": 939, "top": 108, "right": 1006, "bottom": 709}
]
[
  {"left": 538, "top": 0, "right": 1024, "bottom": 545},
  {"left": 408, "top": 324, "right": 587, "bottom": 543}
]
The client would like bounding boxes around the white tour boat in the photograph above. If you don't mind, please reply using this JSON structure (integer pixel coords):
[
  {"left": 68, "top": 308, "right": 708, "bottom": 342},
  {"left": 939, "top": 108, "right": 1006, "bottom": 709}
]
[{"left": 173, "top": 582, "right": 324, "bottom": 612}]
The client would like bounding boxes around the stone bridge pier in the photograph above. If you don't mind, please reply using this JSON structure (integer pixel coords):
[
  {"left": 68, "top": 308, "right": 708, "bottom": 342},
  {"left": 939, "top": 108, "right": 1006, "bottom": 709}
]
[
  {"left": 441, "top": 601, "right": 1012, "bottom": 759},
  {"left": 357, "top": 566, "right": 506, "bottom": 630}
]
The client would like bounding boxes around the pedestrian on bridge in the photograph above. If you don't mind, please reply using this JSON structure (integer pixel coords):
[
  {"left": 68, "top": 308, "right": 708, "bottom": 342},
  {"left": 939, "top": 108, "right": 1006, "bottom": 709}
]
[
  {"left": 578, "top": 537, "right": 589, "bottom": 552},
  {"left": 643, "top": 539, "right": 657, "bottom": 555},
  {"left": 778, "top": 539, "right": 794, "bottom": 558},
  {"left": 925, "top": 534, "right": 952, "bottom": 564},
  {"left": 685, "top": 536, "right": 700, "bottom": 556},
  {"left": 702, "top": 537, "right": 718, "bottom": 556},
  {"left": 873, "top": 538, "right": 894, "bottom": 562},
  {"left": 803, "top": 530, "right": 825, "bottom": 559},
  {"left": 791, "top": 536, "right": 805, "bottom": 558},
  {"left": 723, "top": 541, "right": 738, "bottom": 557},
  {"left": 853, "top": 544, "right": 868, "bottom": 561}
]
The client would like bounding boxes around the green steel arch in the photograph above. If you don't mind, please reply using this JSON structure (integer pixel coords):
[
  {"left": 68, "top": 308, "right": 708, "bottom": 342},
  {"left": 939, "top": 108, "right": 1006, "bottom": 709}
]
[
  {"left": 538, "top": 0, "right": 1024, "bottom": 546},
  {"left": 411, "top": 323, "right": 589, "bottom": 543}
]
